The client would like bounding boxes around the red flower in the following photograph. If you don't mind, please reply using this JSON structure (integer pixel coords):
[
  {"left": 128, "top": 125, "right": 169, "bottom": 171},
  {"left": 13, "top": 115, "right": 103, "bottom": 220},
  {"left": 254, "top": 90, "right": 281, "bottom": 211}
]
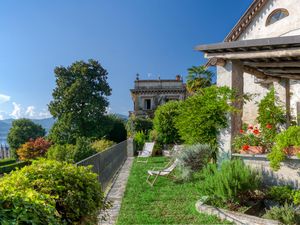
[
  {"left": 240, "top": 129, "right": 244, "bottom": 134},
  {"left": 248, "top": 125, "right": 254, "bottom": 130},
  {"left": 242, "top": 145, "right": 250, "bottom": 151},
  {"left": 253, "top": 129, "right": 260, "bottom": 135},
  {"left": 266, "top": 124, "right": 272, "bottom": 129}
]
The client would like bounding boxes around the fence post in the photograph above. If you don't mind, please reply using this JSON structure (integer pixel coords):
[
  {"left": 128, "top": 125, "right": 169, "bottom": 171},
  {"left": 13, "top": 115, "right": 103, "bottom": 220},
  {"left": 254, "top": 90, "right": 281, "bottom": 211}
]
[{"left": 127, "top": 138, "right": 135, "bottom": 157}]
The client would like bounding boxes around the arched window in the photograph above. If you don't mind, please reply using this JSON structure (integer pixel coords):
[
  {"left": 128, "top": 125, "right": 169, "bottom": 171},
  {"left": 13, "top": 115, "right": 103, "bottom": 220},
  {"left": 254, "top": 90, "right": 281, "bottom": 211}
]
[{"left": 266, "top": 9, "right": 289, "bottom": 26}]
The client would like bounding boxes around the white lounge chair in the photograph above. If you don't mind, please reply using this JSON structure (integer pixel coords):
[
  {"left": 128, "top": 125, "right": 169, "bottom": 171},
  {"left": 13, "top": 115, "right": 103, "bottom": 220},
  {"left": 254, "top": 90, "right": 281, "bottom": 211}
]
[
  {"left": 163, "top": 144, "right": 184, "bottom": 157},
  {"left": 146, "top": 159, "right": 178, "bottom": 187},
  {"left": 137, "top": 142, "right": 155, "bottom": 163}
]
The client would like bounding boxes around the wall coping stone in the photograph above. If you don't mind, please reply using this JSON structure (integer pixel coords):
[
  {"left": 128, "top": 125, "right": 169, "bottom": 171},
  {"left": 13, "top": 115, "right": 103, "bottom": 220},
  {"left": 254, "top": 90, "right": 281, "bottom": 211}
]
[
  {"left": 232, "top": 153, "right": 300, "bottom": 161},
  {"left": 195, "top": 200, "right": 281, "bottom": 225}
]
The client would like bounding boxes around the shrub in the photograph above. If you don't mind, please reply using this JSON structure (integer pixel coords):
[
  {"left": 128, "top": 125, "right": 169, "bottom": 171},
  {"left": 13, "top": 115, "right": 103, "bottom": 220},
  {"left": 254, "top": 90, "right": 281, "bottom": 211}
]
[
  {"left": 0, "top": 159, "right": 108, "bottom": 224},
  {"left": 73, "top": 137, "right": 97, "bottom": 163},
  {"left": 7, "top": 118, "right": 46, "bottom": 158},
  {"left": 268, "top": 126, "right": 300, "bottom": 170},
  {"left": 17, "top": 137, "right": 52, "bottom": 161},
  {"left": 0, "top": 187, "right": 59, "bottom": 224},
  {"left": 47, "top": 144, "right": 76, "bottom": 163},
  {"left": 176, "top": 144, "right": 212, "bottom": 180},
  {"left": 263, "top": 203, "right": 300, "bottom": 225},
  {"left": 0, "top": 161, "right": 29, "bottom": 174},
  {"left": 106, "top": 115, "right": 127, "bottom": 143},
  {"left": 126, "top": 115, "right": 153, "bottom": 137},
  {"left": 200, "top": 160, "right": 261, "bottom": 208},
  {"left": 92, "top": 139, "right": 115, "bottom": 152},
  {"left": 0, "top": 158, "right": 16, "bottom": 167},
  {"left": 267, "top": 186, "right": 294, "bottom": 204},
  {"left": 134, "top": 131, "right": 147, "bottom": 152},
  {"left": 153, "top": 101, "right": 182, "bottom": 145},
  {"left": 175, "top": 86, "right": 238, "bottom": 159},
  {"left": 257, "top": 87, "right": 286, "bottom": 148},
  {"left": 293, "top": 190, "right": 300, "bottom": 205}
]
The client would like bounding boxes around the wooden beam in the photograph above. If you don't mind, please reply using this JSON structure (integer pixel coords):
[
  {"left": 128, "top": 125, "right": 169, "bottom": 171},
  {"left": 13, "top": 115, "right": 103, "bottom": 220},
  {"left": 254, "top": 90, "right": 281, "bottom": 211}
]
[
  {"left": 204, "top": 47, "right": 300, "bottom": 60},
  {"left": 243, "top": 66, "right": 268, "bottom": 79},
  {"left": 243, "top": 61, "right": 300, "bottom": 68},
  {"left": 262, "top": 69, "right": 300, "bottom": 74}
]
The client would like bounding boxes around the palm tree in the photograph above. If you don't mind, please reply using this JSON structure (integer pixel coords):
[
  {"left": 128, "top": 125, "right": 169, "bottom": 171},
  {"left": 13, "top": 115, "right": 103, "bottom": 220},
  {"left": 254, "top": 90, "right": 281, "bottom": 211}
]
[{"left": 186, "top": 65, "right": 213, "bottom": 94}]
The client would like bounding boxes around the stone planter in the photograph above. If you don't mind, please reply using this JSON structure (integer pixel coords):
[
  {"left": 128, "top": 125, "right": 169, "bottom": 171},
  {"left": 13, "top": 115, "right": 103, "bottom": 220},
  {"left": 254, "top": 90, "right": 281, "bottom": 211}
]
[
  {"left": 284, "top": 147, "right": 300, "bottom": 156},
  {"left": 195, "top": 201, "right": 281, "bottom": 225},
  {"left": 240, "top": 146, "right": 265, "bottom": 155}
]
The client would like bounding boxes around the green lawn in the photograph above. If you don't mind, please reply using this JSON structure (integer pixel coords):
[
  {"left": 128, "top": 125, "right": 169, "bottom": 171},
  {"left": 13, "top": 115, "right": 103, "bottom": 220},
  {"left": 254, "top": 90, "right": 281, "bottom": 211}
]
[{"left": 117, "top": 157, "right": 230, "bottom": 224}]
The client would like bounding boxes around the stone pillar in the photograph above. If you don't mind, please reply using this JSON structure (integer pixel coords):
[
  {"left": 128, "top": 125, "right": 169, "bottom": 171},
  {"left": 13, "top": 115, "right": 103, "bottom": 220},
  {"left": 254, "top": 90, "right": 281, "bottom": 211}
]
[
  {"left": 273, "top": 78, "right": 291, "bottom": 127},
  {"left": 127, "top": 138, "right": 135, "bottom": 157},
  {"left": 217, "top": 60, "right": 244, "bottom": 165}
]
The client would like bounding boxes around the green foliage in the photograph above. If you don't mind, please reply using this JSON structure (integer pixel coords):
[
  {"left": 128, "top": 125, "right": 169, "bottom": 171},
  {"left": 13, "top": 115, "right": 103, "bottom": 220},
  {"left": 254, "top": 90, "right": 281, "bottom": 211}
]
[
  {"left": 257, "top": 87, "right": 286, "bottom": 148},
  {"left": 175, "top": 86, "right": 237, "bottom": 151},
  {"left": 257, "top": 87, "right": 286, "bottom": 142},
  {"left": 176, "top": 144, "right": 212, "bottom": 181},
  {"left": 232, "top": 132, "right": 263, "bottom": 152},
  {"left": 48, "top": 59, "right": 112, "bottom": 144},
  {"left": 73, "top": 137, "right": 97, "bottom": 162},
  {"left": 0, "top": 158, "right": 16, "bottom": 167},
  {"left": 268, "top": 126, "right": 300, "bottom": 170},
  {"left": 0, "top": 161, "right": 29, "bottom": 174},
  {"left": 263, "top": 203, "right": 300, "bottom": 225},
  {"left": 293, "top": 190, "right": 300, "bottom": 205},
  {"left": 126, "top": 115, "right": 153, "bottom": 137},
  {"left": 267, "top": 186, "right": 294, "bottom": 204},
  {"left": 199, "top": 160, "right": 261, "bottom": 208},
  {"left": 0, "top": 187, "right": 59, "bottom": 225},
  {"left": 7, "top": 118, "right": 46, "bottom": 158},
  {"left": 0, "top": 159, "right": 107, "bottom": 224},
  {"left": 92, "top": 139, "right": 115, "bottom": 152},
  {"left": 153, "top": 101, "right": 182, "bottom": 145},
  {"left": 47, "top": 144, "right": 76, "bottom": 163},
  {"left": 106, "top": 115, "right": 127, "bottom": 143},
  {"left": 186, "top": 65, "right": 213, "bottom": 94},
  {"left": 134, "top": 131, "right": 147, "bottom": 151}
]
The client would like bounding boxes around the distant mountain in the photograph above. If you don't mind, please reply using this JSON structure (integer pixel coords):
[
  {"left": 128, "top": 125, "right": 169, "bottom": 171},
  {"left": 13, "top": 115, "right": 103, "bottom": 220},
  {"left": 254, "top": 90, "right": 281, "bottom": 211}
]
[
  {"left": 0, "top": 118, "right": 55, "bottom": 145},
  {"left": 115, "top": 114, "right": 128, "bottom": 121}
]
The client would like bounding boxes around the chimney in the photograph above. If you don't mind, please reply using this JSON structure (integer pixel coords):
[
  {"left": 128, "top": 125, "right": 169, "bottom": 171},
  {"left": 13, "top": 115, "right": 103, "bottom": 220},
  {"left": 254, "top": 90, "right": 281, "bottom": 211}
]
[{"left": 176, "top": 75, "right": 181, "bottom": 81}]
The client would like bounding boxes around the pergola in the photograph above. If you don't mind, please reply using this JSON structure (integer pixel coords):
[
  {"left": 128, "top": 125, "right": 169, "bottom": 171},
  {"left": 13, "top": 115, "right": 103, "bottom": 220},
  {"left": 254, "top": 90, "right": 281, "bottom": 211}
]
[{"left": 196, "top": 35, "right": 300, "bottom": 159}]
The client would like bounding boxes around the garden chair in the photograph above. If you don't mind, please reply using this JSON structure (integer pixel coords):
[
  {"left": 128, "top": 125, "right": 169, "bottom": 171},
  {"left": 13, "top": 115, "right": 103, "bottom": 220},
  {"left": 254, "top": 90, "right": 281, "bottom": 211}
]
[
  {"left": 137, "top": 142, "right": 155, "bottom": 163},
  {"left": 163, "top": 144, "right": 184, "bottom": 157},
  {"left": 146, "top": 159, "right": 178, "bottom": 187}
]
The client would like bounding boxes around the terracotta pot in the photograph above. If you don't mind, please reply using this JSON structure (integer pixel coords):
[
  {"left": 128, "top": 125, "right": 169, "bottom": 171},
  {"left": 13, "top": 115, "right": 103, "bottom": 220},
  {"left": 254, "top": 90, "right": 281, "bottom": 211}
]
[
  {"left": 284, "top": 147, "right": 300, "bottom": 156},
  {"left": 240, "top": 146, "right": 265, "bottom": 155}
]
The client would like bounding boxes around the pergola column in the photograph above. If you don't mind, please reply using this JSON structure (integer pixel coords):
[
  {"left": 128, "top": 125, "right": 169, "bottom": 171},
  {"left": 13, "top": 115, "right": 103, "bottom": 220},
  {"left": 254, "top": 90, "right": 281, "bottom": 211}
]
[
  {"left": 273, "top": 78, "right": 291, "bottom": 127},
  {"left": 217, "top": 60, "right": 244, "bottom": 163}
]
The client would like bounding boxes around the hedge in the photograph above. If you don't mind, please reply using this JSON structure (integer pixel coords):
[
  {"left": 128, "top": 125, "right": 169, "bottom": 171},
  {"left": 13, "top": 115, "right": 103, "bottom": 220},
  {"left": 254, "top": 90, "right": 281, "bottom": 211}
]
[
  {"left": 0, "top": 158, "right": 16, "bottom": 167},
  {"left": 0, "top": 161, "right": 29, "bottom": 174}
]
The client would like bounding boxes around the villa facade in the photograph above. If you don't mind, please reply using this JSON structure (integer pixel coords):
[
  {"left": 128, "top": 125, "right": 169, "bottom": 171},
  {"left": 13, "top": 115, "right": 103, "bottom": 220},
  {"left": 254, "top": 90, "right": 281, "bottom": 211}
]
[
  {"left": 130, "top": 75, "right": 186, "bottom": 118},
  {"left": 197, "top": 0, "right": 300, "bottom": 160}
]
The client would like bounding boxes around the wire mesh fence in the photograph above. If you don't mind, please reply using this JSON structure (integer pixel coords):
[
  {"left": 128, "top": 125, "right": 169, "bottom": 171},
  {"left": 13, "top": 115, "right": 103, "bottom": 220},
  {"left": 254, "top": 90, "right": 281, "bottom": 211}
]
[{"left": 76, "top": 140, "right": 128, "bottom": 191}]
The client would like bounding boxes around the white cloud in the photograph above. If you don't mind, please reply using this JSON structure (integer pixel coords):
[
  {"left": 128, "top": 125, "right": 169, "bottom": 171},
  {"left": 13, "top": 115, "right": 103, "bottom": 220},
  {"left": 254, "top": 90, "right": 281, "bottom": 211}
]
[
  {"left": 37, "top": 109, "right": 51, "bottom": 119},
  {"left": 25, "top": 106, "right": 35, "bottom": 117},
  {"left": 0, "top": 94, "right": 10, "bottom": 104},
  {"left": 10, "top": 102, "right": 21, "bottom": 119},
  {"left": 0, "top": 114, "right": 3, "bottom": 120}
]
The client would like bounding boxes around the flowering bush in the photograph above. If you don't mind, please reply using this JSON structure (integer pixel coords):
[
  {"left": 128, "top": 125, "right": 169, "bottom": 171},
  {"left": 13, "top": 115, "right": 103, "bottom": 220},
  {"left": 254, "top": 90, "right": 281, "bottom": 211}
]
[
  {"left": 233, "top": 125, "right": 263, "bottom": 152},
  {"left": 17, "top": 137, "right": 51, "bottom": 161}
]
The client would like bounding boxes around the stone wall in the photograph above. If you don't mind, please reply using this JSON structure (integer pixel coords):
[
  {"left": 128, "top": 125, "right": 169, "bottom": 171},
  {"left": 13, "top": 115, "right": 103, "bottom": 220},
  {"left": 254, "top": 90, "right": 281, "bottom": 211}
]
[{"left": 233, "top": 153, "right": 300, "bottom": 189}]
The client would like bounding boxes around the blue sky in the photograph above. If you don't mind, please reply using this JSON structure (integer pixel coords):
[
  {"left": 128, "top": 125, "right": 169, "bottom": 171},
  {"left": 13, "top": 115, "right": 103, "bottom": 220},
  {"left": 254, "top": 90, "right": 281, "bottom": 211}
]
[{"left": 0, "top": 0, "right": 252, "bottom": 119}]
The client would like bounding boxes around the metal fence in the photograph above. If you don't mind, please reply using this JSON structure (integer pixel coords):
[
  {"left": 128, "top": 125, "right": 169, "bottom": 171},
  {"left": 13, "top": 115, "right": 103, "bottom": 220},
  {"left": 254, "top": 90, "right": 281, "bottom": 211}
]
[
  {"left": 0, "top": 145, "right": 11, "bottom": 159},
  {"left": 76, "top": 140, "right": 128, "bottom": 191}
]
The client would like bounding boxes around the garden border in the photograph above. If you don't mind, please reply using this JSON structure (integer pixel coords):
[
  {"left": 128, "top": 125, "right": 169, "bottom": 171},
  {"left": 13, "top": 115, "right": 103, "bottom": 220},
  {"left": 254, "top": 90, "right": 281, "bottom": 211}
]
[{"left": 195, "top": 200, "right": 280, "bottom": 225}]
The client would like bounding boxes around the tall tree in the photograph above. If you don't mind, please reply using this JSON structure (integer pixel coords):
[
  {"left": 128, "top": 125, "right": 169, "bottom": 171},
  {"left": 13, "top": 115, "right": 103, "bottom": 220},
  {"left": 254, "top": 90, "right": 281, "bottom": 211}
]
[
  {"left": 48, "top": 59, "right": 111, "bottom": 144},
  {"left": 186, "top": 65, "right": 213, "bottom": 94},
  {"left": 7, "top": 118, "right": 46, "bottom": 158}
]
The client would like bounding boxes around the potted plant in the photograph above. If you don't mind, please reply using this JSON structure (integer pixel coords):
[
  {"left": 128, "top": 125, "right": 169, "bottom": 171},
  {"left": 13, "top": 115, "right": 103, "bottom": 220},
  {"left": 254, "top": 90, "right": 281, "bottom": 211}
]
[{"left": 233, "top": 125, "right": 265, "bottom": 154}]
